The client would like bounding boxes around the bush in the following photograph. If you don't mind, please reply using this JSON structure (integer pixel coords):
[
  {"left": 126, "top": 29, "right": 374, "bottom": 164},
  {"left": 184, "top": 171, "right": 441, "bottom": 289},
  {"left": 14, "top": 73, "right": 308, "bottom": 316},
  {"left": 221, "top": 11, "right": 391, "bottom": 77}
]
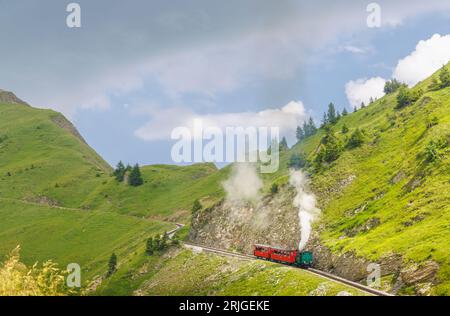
[
  {"left": 146, "top": 237, "right": 154, "bottom": 256},
  {"left": 346, "top": 129, "right": 365, "bottom": 149},
  {"left": 270, "top": 183, "right": 279, "bottom": 194},
  {"left": 341, "top": 124, "right": 349, "bottom": 134},
  {"left": 288, "top": 153, "right": 308, "bottom": 170},
  {"left": 107, "top": 253, "right": 117, "bottom": 277},
  {"left": 439, "top": 65, "right": 450, "bottom": 88},
  {"left": 315, "top": 131, "right": 342, "bottom": 164},
  {"left": 0, "top": 246, "right": 69, "bottom": 296},
  {"left": 384, "top": 79, "right": 407, "bottom": 94},
  {"left": 192, "top": 199, "right": 202, "bottom": 214},
  {"left": 396, "top": 86, "right": 422, "bottom": 109},
  {"left": 424, "top": 138, "right": 448, "bottom": 162}
]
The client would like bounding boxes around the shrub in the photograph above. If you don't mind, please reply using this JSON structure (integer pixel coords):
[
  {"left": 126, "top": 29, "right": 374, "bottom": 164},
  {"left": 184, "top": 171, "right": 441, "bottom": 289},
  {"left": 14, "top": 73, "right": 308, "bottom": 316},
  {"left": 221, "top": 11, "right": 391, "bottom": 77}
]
[
  {"left": 270, "top": 183, "right": 279, "bottom": 194},
  {"left": 396, "top": 86, "right": 423, "bottom": 109},
  {"left": 315, "top": 131, "right": 342, "bottom": 164},
  {"left": 439, "top": 65, "right": 450, "bottom": 88},
  {"left": 192, "top": 199, "right": 202, "bottom": 214},
  {"left": 0, "top": 246, "right": 69, "bottom": 296},
  {"left": 424, "top": 138, "right": 448, "bottom": 162},
  {"left": 288, "top": 153, "right": 308, "bottom": 170},
  {"left": 384, "top": 79, "right": 407, "bottom": 94},
  {"left": 346, "top": 129, "right": 365, "bottom": 149},
  {"left": 107, "top": 253, "right": 117, "bottom": 277},
  {"left": 341, "top": 124, "right": 349, "bottom": 134}
]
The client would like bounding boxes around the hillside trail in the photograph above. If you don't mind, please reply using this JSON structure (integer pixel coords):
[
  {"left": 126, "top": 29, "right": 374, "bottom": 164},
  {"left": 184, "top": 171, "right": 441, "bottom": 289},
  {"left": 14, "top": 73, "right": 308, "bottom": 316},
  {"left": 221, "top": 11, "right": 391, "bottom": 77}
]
[{"left": 0, "top": 197, "right": 184, "bottom": 233}]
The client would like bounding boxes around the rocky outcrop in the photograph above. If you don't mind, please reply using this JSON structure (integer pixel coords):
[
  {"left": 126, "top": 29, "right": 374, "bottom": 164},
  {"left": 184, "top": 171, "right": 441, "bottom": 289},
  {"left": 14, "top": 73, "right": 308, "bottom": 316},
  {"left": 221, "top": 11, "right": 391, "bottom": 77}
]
[
  {"left": 50, "top": 114, "right": 87, "bottom": 144},
  {"left": 0, "top": 89, "right": 29, "bottom": 106},
  {"left": 189, "top": 182, "right": 441, "bottom": 295},
  {"left": 190, "top": 185, "right": 301, "bottom": 254}
]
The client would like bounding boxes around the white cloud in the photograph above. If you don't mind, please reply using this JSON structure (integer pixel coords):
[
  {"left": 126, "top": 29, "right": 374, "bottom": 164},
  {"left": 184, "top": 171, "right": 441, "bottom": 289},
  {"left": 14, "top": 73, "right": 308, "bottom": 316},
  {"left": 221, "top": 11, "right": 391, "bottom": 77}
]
[
  {"left": 393, "top": 34, "right": 450, "bottom": 86},
  {"left": 345, "top": 77, "right": 386, "bottom": 108},
  {"left": 341, "top": 45, "right": 367, "bottom": 54},
  {"left": 2, "top": 1, "right": 450, "bottom": 118},
  {"left": 134, "top": 101, "right": 307, "bottom": 142}
]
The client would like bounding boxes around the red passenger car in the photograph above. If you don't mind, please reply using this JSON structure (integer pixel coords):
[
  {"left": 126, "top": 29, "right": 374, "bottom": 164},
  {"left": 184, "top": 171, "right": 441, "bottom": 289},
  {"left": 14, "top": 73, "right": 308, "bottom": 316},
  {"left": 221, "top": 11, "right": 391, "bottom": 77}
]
[
  {"left": 253, "top": 244, "right": 313, "bottom": 267},
  {"left": 253, "top": 244, "right": 272, "bottom": 259},
  {"left": 270, "top": 247, "right": 298, "bottom": 264}
]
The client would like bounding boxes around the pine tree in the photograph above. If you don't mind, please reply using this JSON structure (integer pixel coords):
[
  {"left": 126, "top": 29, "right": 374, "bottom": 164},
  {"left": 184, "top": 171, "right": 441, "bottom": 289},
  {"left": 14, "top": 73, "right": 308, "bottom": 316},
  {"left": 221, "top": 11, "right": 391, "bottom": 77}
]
[
  {"left": 322, "top": 112, "right": 328, "bottom": 127},
  {"left": 342, "top": 108, "right": 348, "bottom": 116},
  {"left": 384, "top": 79, "right": 407, "bottom": 94},
  {"left": 113, "top": 161, "right": 126, "bottom": 182},
  {"left": 308, "top": 117, "right": 317, "bottom": 135},
  {"left": 129, "top": 164, "right": 144, "bottom": 187},
  {"left": 296, "top": 126, "right": 304, "bottom": 141},
  {"left": 107, "top": 253, "right": 117, "bottom": 276},
  {"left": 327, "top": 103, "right": 337, "bottom": 124},
  {"left": 354, "top": 106, "right": 357, "bottom": 113},
  {"left": 279, "top": 137, "right": 289, "bottom": 151},
  {"left": 361, "top": 102, "right": 366, "bottom": 109}
]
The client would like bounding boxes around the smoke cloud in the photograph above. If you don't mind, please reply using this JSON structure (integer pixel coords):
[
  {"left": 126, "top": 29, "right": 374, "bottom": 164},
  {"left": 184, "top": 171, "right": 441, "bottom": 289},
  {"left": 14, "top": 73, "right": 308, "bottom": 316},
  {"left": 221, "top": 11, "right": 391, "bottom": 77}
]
[
  {"left": 289, "top": 170, "right": 321, "bottom": 250},
  {"left": 223, "top": 163, "right": 263, "bottom": 203}
]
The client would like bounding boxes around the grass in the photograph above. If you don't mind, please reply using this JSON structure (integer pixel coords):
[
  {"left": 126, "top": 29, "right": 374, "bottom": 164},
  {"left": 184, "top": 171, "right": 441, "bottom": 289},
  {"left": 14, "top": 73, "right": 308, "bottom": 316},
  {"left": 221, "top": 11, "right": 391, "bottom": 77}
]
[
  {"left": 1, "top": 64, "right": 449, "bottom": 295},
  {"left": 0, "top": 199, "right": 174, "bottom": 282},
  {"left": 276, "top": 64, "right": 450, "bottom": 294},
  {"left": 0, "top": 100, "right": 227, "bottom": 291},
  {"left": 97, "top": 248, "right": 369, "bottom": 296},
  {"left": 82, "top": 163, "right": 228, "bottom": 221}
]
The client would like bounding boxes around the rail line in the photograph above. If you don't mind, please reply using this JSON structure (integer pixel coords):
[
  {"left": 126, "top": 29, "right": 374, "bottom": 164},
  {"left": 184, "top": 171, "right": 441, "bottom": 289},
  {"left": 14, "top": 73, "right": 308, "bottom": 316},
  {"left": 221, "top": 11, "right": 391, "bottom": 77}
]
[{"left": 183, "top": 242, "right": 393, "bottom": 296}]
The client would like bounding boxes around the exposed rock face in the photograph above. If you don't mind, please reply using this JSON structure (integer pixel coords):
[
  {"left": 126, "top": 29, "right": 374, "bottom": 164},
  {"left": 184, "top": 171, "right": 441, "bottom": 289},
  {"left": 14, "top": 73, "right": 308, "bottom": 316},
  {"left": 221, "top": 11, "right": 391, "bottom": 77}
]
[
  {"left": 190, "top": 185, "right": 301, "bottom": 254},
  {"left": 0, "top": 89, "right": 29, "bottom": 106},
  {"left": 189, "top": 183, "right": 440, "bottom": 295},
  {"left": 50, "top": 114, "right": 87, "bottom": 144}
]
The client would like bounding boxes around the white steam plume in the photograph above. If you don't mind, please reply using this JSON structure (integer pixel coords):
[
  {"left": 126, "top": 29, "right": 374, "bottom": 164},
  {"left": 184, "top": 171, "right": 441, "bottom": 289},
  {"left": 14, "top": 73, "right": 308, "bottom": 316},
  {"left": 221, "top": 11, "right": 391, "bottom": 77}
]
[
  {"left": 223, "top": 163, "right": 263, "bottom": 202},
  {"left": 289, "top": 170, "right": 321, "bottom": 250}
]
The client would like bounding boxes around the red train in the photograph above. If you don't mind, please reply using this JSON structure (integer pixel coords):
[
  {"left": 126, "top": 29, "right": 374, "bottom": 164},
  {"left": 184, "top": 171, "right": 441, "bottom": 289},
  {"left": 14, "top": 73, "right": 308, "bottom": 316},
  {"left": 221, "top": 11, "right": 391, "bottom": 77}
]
[{"left": 253, "top": 244, "right": 313, "bottom": 267}]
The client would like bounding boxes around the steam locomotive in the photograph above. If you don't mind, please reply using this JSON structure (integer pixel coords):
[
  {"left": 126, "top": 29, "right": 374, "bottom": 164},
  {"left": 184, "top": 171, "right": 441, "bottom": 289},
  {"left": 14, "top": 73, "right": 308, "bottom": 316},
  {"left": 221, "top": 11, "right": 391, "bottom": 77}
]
[{"left": 253, "top": 244, "right": 313, "bottom": 268}]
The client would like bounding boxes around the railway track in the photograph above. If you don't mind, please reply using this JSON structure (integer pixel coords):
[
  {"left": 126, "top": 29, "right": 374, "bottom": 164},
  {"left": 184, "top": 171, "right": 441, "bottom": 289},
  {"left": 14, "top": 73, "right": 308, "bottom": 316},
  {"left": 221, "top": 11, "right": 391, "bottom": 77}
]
[{"left": 183, "top": 242, "right": 393, "bottom": 296}]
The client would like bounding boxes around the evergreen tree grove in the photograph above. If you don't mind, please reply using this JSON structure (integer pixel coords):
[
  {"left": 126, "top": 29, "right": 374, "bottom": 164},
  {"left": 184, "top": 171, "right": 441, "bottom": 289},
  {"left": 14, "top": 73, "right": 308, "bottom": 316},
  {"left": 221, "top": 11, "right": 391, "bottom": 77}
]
[{"left": 129, "top": 164, "right": 144, "bottom": 187}]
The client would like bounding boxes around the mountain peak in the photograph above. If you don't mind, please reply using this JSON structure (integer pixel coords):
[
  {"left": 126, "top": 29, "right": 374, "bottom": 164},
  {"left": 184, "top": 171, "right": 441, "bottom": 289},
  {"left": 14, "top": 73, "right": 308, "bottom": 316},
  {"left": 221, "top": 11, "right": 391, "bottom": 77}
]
[{"left": 0, "top": 89, "right": 29, "bottom": 106}]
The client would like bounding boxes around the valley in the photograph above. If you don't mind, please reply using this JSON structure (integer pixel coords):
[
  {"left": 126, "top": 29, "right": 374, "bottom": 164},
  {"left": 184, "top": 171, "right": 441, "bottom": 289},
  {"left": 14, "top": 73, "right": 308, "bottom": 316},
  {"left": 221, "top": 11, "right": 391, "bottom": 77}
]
[{"left": 0, "top": 63, "right": 449, "bottom": 296}]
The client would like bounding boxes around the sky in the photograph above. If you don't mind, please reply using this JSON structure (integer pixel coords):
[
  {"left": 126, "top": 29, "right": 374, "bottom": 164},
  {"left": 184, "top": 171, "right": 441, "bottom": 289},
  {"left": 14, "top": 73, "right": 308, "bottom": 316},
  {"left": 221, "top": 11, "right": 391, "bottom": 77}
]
[{"left": 1, "top": 0, "right": 450, "bottom": 167}]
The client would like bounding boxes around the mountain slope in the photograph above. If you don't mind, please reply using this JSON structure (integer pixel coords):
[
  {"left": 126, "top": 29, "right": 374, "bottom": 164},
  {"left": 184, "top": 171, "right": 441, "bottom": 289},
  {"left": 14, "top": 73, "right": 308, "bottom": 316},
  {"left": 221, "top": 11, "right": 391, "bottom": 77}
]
[
  {"left": 190, "top": 64, "right": 450, "bottom": 295},
  {"left": 0, "top": 91, "right": 225, "bottom": 287},
  {"left": 0, "top": 97, "right": 110, "bottom": 208}
]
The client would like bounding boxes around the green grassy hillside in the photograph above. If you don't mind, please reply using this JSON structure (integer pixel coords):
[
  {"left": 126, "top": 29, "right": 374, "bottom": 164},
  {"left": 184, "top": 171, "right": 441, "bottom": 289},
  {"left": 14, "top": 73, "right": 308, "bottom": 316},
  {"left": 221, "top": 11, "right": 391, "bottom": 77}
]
[
  {"left": 96, "top": 246, "right": 369, "bottom": 296},
  {"left": 0, "top": 103, "right": 110, "bottom": 207},
  {"left": 0, "top": 198, "right": 173, "bottom": 282},
  {"left": 0, "top": 96, "right": 226, "bottom": 287},
  {"left": 83, "top": 163, "right": 228, "bottom": 221},
  {"left": 268, "top": 64, "right": 450, "bottom": 295}
]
